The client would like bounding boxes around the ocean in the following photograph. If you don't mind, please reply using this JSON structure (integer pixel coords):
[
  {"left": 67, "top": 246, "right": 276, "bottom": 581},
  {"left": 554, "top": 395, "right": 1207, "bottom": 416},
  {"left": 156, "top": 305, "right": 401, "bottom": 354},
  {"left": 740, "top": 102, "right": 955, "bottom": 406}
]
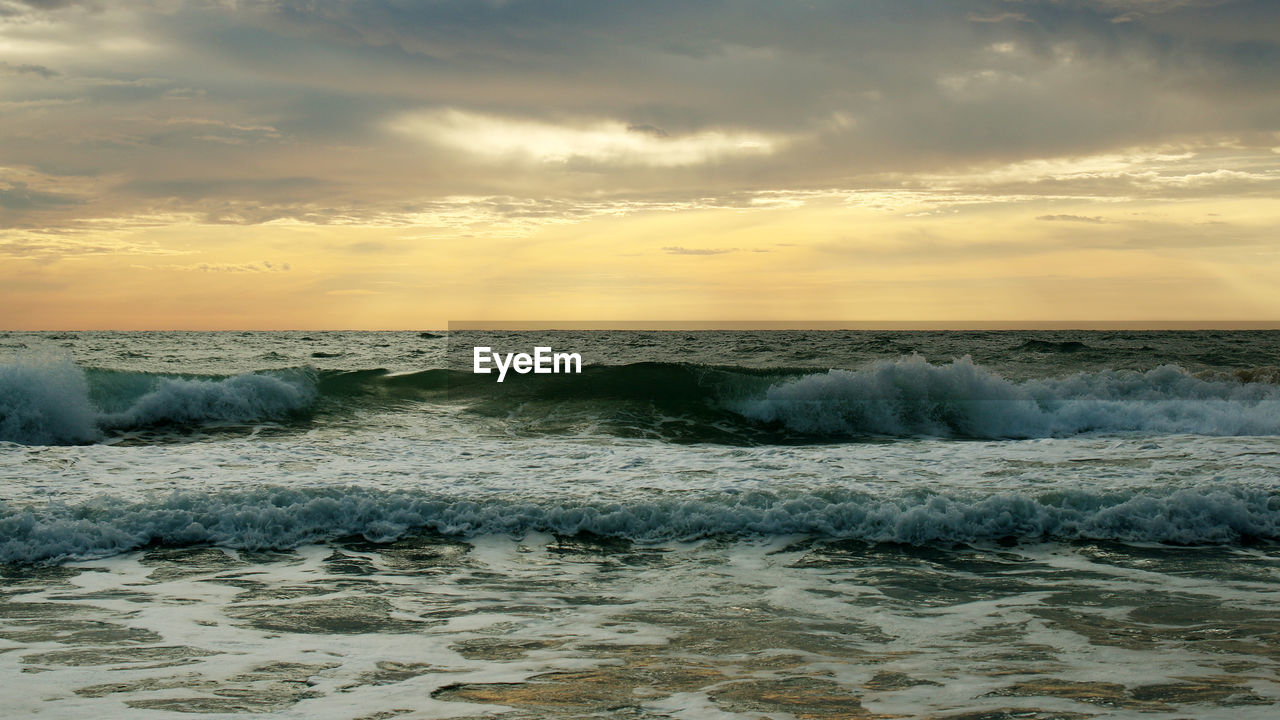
[{"left": 1, "top": 330, "right": 1278, "bottom": 719}]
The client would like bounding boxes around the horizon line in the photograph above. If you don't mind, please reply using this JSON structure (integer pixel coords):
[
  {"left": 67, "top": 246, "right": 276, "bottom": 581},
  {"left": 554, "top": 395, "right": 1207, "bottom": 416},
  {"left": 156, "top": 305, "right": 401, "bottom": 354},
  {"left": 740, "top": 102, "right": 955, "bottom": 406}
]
[
  {"left": 8, "top": 321, "right": 1280, "bottom": 332},
  {"left": 449, "top": 320, "right": 1280, "bottom": 331}
]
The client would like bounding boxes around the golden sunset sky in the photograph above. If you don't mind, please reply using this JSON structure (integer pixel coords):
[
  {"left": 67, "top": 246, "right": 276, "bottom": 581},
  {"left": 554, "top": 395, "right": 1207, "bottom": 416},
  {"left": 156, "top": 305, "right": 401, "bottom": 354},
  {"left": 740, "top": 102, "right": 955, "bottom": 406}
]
[{"left": 2, "top": 0, "right": 1278, "bottom": 329}]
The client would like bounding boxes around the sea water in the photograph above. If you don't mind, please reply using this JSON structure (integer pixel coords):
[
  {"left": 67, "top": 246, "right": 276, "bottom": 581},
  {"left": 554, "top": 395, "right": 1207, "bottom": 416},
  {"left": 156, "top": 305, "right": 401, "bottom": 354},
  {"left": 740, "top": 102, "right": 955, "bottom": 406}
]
[{"left": 1, "top": 330, "right": 1278, "bottom": 718}]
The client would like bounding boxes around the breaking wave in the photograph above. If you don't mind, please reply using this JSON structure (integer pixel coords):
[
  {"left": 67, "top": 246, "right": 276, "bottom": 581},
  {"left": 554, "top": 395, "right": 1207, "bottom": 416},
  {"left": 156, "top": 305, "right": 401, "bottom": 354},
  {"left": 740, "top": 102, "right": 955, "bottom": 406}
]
[
  {"left": 735, "top": 356, "right": 1280, "bottom": 439},
  {"left": 0, "top": 356, "right": 99, "bottom": 445},
  {"left": 0, "top": 357, "right": 316, "bottom": 445},
  {"left": 5, "top": 354, "right": 1280, "bottom": 445},
  {"left": 2, "top": 485, "right": 1276, "bottom": 563}
]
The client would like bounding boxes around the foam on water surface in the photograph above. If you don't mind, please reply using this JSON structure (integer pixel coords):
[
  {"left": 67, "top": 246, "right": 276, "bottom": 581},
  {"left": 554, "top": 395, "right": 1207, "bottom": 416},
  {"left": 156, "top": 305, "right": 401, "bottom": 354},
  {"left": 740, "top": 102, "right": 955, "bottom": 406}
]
[{"left": 2, "top": 535, "right": 1277, "bottom": 719}]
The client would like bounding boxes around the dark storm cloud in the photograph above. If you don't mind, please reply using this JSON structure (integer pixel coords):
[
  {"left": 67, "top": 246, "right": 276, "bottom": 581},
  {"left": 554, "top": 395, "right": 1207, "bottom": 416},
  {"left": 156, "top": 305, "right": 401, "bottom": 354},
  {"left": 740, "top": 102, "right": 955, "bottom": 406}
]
[{"left": 0, "top": 0, "right": 1276, "bottom": 225}]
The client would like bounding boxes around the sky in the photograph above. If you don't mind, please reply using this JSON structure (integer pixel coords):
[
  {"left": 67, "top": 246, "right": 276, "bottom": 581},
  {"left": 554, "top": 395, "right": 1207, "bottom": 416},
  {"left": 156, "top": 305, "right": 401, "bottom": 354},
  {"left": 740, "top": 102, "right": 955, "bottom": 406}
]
[{"left": 1, "top": 0, "right": 1278, "bottom": 329}]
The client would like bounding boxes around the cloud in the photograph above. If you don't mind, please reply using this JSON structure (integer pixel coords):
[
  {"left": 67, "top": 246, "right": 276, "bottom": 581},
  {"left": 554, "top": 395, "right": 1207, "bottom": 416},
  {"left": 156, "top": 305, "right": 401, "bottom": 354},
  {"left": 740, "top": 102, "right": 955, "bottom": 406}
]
[
  {"left": 326, "top": 288, "right": 380, "bottom": 295},
  {"left": 0, "top": 61, "right": 59, "bottom": 77},
  {"left": 343, "top": 241, "right": 402, "bottom": 254},
  {"left": 163, "top": 116, "right": 282, "bottom": 142},
  {"left": 119, "top": 177, "right": 329, "bottom": 203},
  {"left": 0, "top": 235, "right": 184, "bottom": 261},
  {"left": 966, "top": 12, "right": 1031, "bottom": 23},
  {"left": 1149, "top": 168, "right": 1276, "bottom": 187},
  {"left": 153, "top": 260, "right": 292, "bottom": 273},
  {"left": 0, "top": 0, "right": 1276, "bottom": 231},
  {"left": 8, "top": 1, "right": 88, "bottom": 9},
  {"left": 0, "top": 181, "right": 82, "bottom": 211},
  {"left": 663, "top": 246, "right": 736, "bottom": 255},
  {"left": 0, "top": 98, "right": 82, "bottom": 109},
  {"left": 1037, "top": 214, "right": 1107, "bottom": 223},
  {"left": 388, "top": 109, "right": 786, "bottom": 167},
  {"left": 627, "top": 123, "right": 669, "bottom": 137}
]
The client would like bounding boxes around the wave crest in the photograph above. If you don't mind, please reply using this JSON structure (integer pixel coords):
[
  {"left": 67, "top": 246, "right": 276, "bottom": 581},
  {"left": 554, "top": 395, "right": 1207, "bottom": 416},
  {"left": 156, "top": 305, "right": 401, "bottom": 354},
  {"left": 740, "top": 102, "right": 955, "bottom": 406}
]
[
  {"left": 734, "top": 357, "right": 1280, "bottom": 439},
  {"left": 0, "top": 357, "right": 316, "bottom": 445},
  {"left": 0, "top": 357, "right": 99, "bottom": 445},
  {"left": 100, "top": 373, "right": 316, "bottom": 430},
  {"left": 7, "top": 355, "right": 1280, "bottom": 444},
  {"left": 2, "top": 485, "right": 1275, "bottom": 563}
]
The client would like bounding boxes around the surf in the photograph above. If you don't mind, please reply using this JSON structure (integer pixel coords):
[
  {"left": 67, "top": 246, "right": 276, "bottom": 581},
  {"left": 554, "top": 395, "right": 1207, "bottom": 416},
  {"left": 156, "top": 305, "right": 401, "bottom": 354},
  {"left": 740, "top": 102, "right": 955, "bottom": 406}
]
[
  {"left": 2, "top": 484, "right": 1276, "bottom": 564},
  {"left": 0, "top": 356, "right": 317, "bottom": 445},
  {"left": 7, "top": 354, "right": 1280, "bottom": 445}
]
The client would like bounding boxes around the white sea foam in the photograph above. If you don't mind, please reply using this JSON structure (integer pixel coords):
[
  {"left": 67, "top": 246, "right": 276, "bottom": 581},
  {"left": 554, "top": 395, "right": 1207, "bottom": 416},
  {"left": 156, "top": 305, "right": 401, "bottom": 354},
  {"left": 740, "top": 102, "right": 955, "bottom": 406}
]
[
  {"left": 6, "top": 353, "right": 1280, "bottom": 445},
  {"left": 0, "top": 357, "right": 99, "bottom": 445},
  {"left": 0, "top": 356, "right": 315, "bottom": 445},
  {"left": 98, "top": 373, "right": 315, "bottom": 429},
  {"left": 735, "top": 356, "right": 1280, "bottom": 438},
  {"left": 2, "top": 485, "right": 1275, "bottom": 563}
]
